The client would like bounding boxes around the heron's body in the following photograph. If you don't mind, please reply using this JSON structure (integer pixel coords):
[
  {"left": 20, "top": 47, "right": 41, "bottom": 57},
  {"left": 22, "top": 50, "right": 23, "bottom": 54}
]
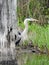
[
  {"left": 11, "top": 18, "right": 38, "bottom": 46},
  {"left": 21, "top": 18, "right": 38, "bottom": 41},
  {"left": 21, "top": 25, "right": 28, "bottom": 41}
]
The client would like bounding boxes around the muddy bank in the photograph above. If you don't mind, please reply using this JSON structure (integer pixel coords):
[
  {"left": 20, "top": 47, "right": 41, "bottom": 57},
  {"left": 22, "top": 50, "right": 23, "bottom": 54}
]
[
  {"left": 16, "top": 44, "right": 49, "bottom": 55},
  {"left": 15, "top": 44, "right": 49, "bottom": 65}
]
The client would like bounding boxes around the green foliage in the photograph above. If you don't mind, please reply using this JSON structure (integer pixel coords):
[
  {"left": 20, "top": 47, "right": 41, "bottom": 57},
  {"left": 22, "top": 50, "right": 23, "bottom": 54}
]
[
  {"left": 18, "top": 22, "right": 49, "bottom": 48},
  {"left": 17, "top": 0, "right": 49, "bottom": 25},
  {"left": 18, "top": 20, "right": 25, "bottom": 29},
  {"left": 17, "top": 1, "right": 49, "bottom": 64},
  {"left": 29, "top": 0, "right": 49, "bottom": 17},
  {"left": 28, "top": 23, "right": 49, "bottom": 48},
  {"left": 17, "top": 0, "right": 49, "bottom": 48},
  {"left": 24, "top": 54, "right": 49, "bottom": 65}
]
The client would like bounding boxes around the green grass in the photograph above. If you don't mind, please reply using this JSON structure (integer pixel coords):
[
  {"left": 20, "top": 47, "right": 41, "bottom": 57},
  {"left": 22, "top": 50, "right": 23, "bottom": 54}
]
[
  {"left": 24, "top": 54, "right": 49, "bottom": 65},
  {"left": 18, "top": 21, "right": 49, "bottom": 65},
  {"left": 28, "top": 23, "right": 49, "bottom": 48},
  {"left": 17, "top": 52, "right": 49, "bottom": 65},
  {"left": 18, "top": 21, "right": 49, "bottom": 48}
]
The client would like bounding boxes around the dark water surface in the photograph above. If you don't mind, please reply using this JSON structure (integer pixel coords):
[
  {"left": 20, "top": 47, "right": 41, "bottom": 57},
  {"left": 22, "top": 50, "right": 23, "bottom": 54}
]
[{"left": 0, "top": 60, "right": 18, "bottom": 65}]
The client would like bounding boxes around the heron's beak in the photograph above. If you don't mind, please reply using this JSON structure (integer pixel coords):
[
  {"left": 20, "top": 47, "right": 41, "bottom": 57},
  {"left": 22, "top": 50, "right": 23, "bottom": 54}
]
[
  {"left": 29, "top": 18, "right": 38, "bottom": 22},
  {"left": 33, "top": 19, "right": 38, "bottom": 21}
]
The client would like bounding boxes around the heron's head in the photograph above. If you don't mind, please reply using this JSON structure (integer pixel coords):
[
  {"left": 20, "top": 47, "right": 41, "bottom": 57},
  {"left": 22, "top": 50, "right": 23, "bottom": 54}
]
[{"left": 24, "top": 18, "right": 38, "bottom": 25}]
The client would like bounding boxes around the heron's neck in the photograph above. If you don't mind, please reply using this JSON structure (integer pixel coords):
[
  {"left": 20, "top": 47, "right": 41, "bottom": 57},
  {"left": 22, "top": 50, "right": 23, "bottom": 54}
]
[{"left": 24, "top": 23, "right": 28, "bottom": 33}]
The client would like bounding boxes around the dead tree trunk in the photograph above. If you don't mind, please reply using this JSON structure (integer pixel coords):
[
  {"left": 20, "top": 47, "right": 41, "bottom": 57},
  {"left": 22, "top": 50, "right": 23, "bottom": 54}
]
[{"left": 0, "top": 0, "right": 18, "bottom": 62}]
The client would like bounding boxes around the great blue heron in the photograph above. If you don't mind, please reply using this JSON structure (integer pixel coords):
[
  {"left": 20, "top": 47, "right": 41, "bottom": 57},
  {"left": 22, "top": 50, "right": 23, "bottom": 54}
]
[{"left": 15, "top": 18, "right": 38, "bottom": 45}]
